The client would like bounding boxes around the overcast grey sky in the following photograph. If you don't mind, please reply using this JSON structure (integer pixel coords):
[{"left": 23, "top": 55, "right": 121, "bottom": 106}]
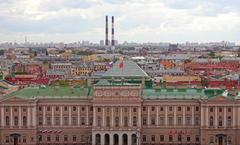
[{"left": 0, "top": 0, "right": 240, "bottom": 43}]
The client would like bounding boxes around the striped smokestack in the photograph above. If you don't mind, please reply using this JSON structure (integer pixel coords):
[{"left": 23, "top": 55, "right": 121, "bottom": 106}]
[
  {"left": 111, "top": 16, "right": 114, "bottom": 46},
  {"left": 105, "top": 16, "right": 109, "bottom": 46}
]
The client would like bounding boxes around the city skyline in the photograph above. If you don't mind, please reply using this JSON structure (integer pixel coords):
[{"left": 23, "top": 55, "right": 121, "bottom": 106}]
[{"left": 0, "top": 0, "right": 240, "bottom": 44}]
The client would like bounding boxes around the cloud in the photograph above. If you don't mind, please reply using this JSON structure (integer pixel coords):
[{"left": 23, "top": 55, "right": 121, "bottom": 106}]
[{"left": 0, "top": 0, "right": 240, "bottom": 43}]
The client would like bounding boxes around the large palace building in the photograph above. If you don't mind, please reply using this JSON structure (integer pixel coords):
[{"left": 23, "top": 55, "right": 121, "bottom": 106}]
[{"left": 0, "top": 60, "right": 240, "bottom": 145}]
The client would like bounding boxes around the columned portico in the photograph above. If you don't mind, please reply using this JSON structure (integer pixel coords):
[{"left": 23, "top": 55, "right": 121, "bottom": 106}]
[{"left": 92, "top": 131, "right": 140, "bottom": 145}]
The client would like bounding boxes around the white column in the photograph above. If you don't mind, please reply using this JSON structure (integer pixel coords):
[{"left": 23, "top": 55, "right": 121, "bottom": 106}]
[
  {"left": 10, "top": 106, "right": 13, "bottom": 127},
  {"left": 191, "top": 106, "right": 194, "bottom": 126},
  {"left": 120, "top": 107, "right": 123, "bottom": 127},
  {"left": 138, "top": 107, "right": 141, "bottom": 127},
  {"left": 127, "top": 133, "right": 131, "bottom": 145},
  {"left": 19, "top": 106, "right": 22, "bottom": 128},
  {"left": 60, "top": 106, "right": 63, "bottom": 126},
  {"left": 111, "top": 107, "right": 114, "bottom": 127},
  {"left": 101, "top": 133, "right": 104, "bottom": 145},
  {"left": 183, "top": 106, "right": 185, "bottom": 126},
  {"left": 119, "top": 133, "right": 123, "bottom": 145},
  {"left": 174, "top": 106, "right": 177, "bottom": 126},
  {"left": 27, "top": 107, "right": 31, "bottom": 127},
  {"left": 92, "top": 133, "right": 96, "bottom": 145},
  {"left": 32, "top": 106, "right": 37, "bottom": 126},
  {"left": 223, "top": 107, "right": 227, "bottom": 128},
  {"left": 129, "top": 107, "right": 132, "bottom": 127},
  {"left": 206, "top": 107, "right": 209, "bottom": 127},
  {"left": 1, "top": 106, "right": 4, "bottom": 127},
  {"left": 215, "top": 107, "right": 218, "bottom": 128},
  {"left": 77, "top": 106, "right": 80, "bottom": 125},
  {"left": 43, "top": 106, "right": 46, "bottom": 126},
  {"left": 110, "top": 134, "right": 113, "bottom": 145},
  {"left": 69, "top": 106, "right": 72, "bottom": 126},
  {"left": 233, "top": 106, "right": 236, "bottom": 127},
  {"left": 86, "top": 106, "right": 89, "bottom": 125},
  {"left": 156, "top": 106, "right": 159, "bottom": 126},
  {"left": 93, "top": 107, "right": 96, "bottom": 127},
  {"left": 147, "top": 106, "right": 150, "bottom": 125},
  {"left": 165, "top": 106, "right": 168, "bottom": 126},
  {"left": 201, "top": 106, "right": 204, "bottom": 127},
  {"left": 102, "top": 107, "right": 105, "bottom": 127},
  {"left": 52, "top": 106, "right": 54, "bottom": 126}
]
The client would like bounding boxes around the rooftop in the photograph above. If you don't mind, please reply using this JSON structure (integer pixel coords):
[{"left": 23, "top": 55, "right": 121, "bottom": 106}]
[
  {"left": 4, "top": 86, "right": 92, "bottom": 100},
  {"left": 142, "top": 88, "right": 225, "bottom": 100},
  {"left": 102, "top": 60, "right": 149, "bottom": 78}
]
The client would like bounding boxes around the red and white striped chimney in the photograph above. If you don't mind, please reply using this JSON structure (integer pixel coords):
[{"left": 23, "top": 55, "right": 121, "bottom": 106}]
[
  {"left": 111, "top": 16, "right": 114, "bottom": 46},
  {"left": 105, "top": 15, "right": 109, "bottom": 46}
]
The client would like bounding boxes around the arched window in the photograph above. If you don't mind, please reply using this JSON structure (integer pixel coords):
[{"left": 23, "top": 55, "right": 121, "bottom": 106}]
[
  {"left": 178, "top": 135, "right": 182, "bottom": 142},
  {"left": 106, "top": 116, "right": 110, "bottom": 127},
  {"left": 218, "top": 116, "right": 223, "bottom": 127},
  {"left": 133, "top": 116, "right": 137, "bottom": 126},
  {"left": 97, "top": 117, "right": 101, "bottom": 127},
  {"left": 14, "top": 116, "right": 18, "bottom": 126},
  {"left": 5, "top": 116, "right": 10, "bottom": 126},
  {"left": 210, "top": 116, "right": 214, "bottom": 127},
  {"left": 227, "top": 116, "right": 232, "bottom": 127},
  {"left": 151, "top": 117, "right": 155, "bottom": 125},
  {"left": 115, "top": 117, "right": 119, "bottom": 127},
  {"left": 210, "top": 136, "right": 214, "bottom": 143},
  {"left": 124, "top": 117, "right": 128, "bottom": 127},
  {"left": 23, "top": 116, "right": 27, "bottom": 127}
]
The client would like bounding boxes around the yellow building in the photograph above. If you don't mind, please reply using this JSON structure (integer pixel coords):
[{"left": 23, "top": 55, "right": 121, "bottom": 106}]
[
  {"left": 71, "top": 63, "right": 94, "bottom": 76},
  {"left": 163, "top": 75, "right": 201, "bottom": 83}
]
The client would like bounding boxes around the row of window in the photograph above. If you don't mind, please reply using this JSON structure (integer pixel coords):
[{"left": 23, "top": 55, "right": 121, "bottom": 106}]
[
  {"left": 209, "top": 116, "right": 232, "bottom": 127},
  {"left": 38, "top": 135, "right": 91, "bottom": 142},
  {"left": 142, "top": 135, "right": 200, "bottom": 142},
  {"left": 97, "top": 107, "right": 138, "bottom": 113},
  {"left": 38, "top": 116, "right": 92, "bottom": 126},
  {"left": 96, "top": 116, "right": 138, "bottom": 127},
  {"left": 209, "top": 107, "right": 232, "bottom": 113},
  {"left": 142, "top": 116, "right": 200, "bottom": 126},
  {"left": 143, "top": 106, "right": 200, "bottom": 112},
  {"left": 5, "top": 136, "right": 32, "bottom": 143},
  {"left": 4, "top": 116, "right": 27, "bottom": 126},
  {"left": 3, "top": 107, "right": 28, "bottom": 113},
  {"left": 39, "top": 106, "right": 92, "bottom": 112}
]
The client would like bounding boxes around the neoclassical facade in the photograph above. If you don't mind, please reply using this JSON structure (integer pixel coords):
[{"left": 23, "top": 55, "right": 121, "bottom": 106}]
[
  {"left": 0, "top": 60, "right": 240, "bottom": 145},
  {"left": 1, "top": 83, "right": 240, "bottom": 145}
]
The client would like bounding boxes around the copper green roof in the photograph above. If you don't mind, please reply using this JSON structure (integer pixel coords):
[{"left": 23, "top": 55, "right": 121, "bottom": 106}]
[
  {"left": 143, "top": 88, "right": 225, "bottom": 100},
  {"left": 102, "top": 60, "right": 149, "bottom": 78},
  {"left": 4, "top": 86, "right": 92, "bottom": 99}
]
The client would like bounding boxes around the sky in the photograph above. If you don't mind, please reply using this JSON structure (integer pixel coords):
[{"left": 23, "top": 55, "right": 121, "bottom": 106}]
[{"left": 0, "top": 0, "right": 240, "bottom": 44}]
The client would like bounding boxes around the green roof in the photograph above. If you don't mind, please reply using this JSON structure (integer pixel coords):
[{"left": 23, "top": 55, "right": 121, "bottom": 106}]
[
  {"left": 102, "top": 60, "right": 149, "bottom": 78},
  {"left": 143, "top": 88, "right": 225, "bottom": 100},
  {"left": 5, "top": 86, "right": 92, "bottom": 99}
]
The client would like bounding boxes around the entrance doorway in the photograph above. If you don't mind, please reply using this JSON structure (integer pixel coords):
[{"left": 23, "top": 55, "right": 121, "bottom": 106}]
[
  {"left": 218, "top": 136, "right": 223, "bottom": 145},
  {"left": 10, "top": 133, "right": 21, "bottom": 145}
]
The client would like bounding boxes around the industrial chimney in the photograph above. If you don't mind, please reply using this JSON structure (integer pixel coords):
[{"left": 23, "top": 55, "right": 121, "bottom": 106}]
[
  {"left": 105, "top": 16, "right": 109, "bottom": 46},
  {"left": 111, "top": 16, "right": 114, "bottom": 46}
]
